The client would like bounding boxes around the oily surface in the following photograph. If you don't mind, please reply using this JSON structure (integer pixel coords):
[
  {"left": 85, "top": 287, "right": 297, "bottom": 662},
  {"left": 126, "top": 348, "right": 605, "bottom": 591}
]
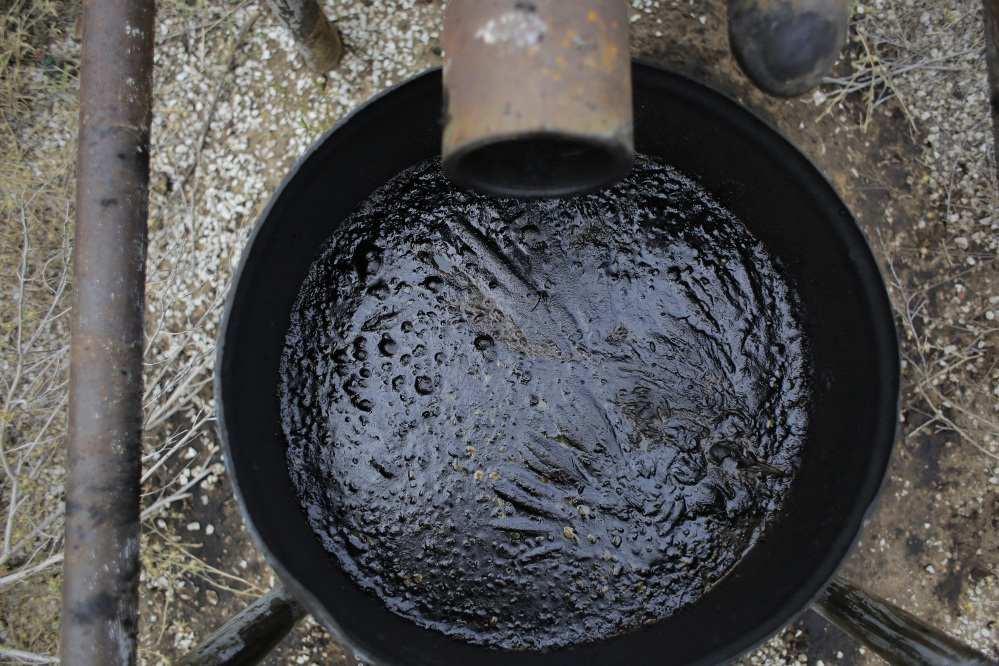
[{"left": 279, "top": 156, "right": 810, "bottom": 649}]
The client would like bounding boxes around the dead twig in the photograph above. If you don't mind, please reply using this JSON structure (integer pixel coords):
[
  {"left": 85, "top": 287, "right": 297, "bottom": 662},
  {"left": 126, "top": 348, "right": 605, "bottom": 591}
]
[
  {"left": 878, "top": 232, "right": 999, "bottom": 463},
  {"left": 0, "top": 647, "right": 60, "bottom": 664},
  {"left": 0, "top": 552, "right": 63, "bottom": 589}
]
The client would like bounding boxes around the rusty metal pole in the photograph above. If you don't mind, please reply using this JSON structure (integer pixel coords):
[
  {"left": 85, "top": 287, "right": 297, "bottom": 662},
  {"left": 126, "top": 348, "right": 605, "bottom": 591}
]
[
  {"left": 442, "top": 0, "right": 634, "bottom": 198},
  {"left": 263, "top": 0, "right": 343, "bottom": 73},
  {"left": 61, "top": 0, "right": 154, "bottom": 663},
  {"left": 984, "top": 0, "right": 999, "bottom": 178}
]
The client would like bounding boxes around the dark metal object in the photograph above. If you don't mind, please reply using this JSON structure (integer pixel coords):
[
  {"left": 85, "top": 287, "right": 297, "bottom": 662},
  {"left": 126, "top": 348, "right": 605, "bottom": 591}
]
[
  {"left": 168, "top": 579, "right": 995, "bottom": 666},
  {"left": 263, "top": 0, "right": 343, "bottom": 73},
  {"left": 172, "top": 586, "right": 306, "bottom": 666},
  {"left": 62, "top": 0, "right": 154, "bottom": 663},
  {"left": 816, "top": 578, "right": 997, "bottom": 666},
  {"left": 984, "top": 0, "right": 999, "bottom": 175},
  {"left": 442, "top": 0, "right": 633, "bottom": 197},
  {"left": 728, "top": 0, "right": 849, "bottom": 96},
  {"left": 216, "top": 62, "right": 900, "bottom": 665}
]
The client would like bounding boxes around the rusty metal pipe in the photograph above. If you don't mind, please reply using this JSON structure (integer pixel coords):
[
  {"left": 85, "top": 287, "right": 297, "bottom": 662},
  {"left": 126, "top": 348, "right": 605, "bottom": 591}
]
[
  {"left": 442, "top": 0, "right": 633, "bottom": 198},
  {"left": 61, "top": 0, "right": 154, "bottom": 663},
  {"left": 263, "top": 0, "right": 343, "bottom": 73}
]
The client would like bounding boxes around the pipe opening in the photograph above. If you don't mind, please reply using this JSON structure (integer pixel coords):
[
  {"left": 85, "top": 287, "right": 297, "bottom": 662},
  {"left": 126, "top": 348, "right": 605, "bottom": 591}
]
[{"left": 444, "top": 134, "right": 633, "bottom": 199}]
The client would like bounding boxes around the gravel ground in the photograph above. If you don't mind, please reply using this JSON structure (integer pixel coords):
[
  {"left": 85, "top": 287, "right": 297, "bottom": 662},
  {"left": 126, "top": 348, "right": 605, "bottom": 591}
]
[{"left": 1, "top": 0, "right": 997, "bottom": 663}]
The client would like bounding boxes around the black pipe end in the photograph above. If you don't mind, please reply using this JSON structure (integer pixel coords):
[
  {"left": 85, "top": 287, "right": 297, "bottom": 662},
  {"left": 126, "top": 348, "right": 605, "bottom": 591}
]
[
  {"left": 728, "top": 0, "right": 849, "bottom": 97},
  {"left": 443, "top": 133, "right": 634, "bottom": 199}
]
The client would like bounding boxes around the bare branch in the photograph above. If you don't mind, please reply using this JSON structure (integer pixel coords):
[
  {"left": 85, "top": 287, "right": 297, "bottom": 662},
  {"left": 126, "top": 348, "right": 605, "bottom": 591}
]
[
  {"left": 0, "top": 552, "right": 63, "bottom": 590},
  {"left": 0, "top": 647, "right": 60, "bottom": 664}
]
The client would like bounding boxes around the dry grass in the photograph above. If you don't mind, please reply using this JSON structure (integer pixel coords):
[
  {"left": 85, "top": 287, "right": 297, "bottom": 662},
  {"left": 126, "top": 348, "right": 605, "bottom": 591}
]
[
  {"left": 880, "top": 231, "right": 999, "bottom": 463},
  {"left": 819, "top": 0, "right": 999, "bottom": 475},
  {"left": 818, "top": 0, "right": 986, "bottom": 134},
  {"left": 0, "top": 0, "right": 76, "bottom": 661}
]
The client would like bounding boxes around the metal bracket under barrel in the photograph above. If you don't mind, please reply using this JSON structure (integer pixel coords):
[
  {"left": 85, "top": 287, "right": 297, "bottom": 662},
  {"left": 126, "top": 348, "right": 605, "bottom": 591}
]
[
  {"left": 815, "top": 578, "right": 997, "bottom": 666},
  {"left": 169, "top": 585, "right": 361, "bottom": 666},
  {"left": 170, "top": 584, "right": 366, "bottom": 665}
]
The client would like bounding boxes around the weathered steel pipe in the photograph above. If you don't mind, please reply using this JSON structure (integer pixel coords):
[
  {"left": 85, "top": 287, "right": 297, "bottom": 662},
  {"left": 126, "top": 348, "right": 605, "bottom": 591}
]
[
  {"left": 61, "top": 0, "right": 154, "bottom": 663},
  {"left": 815, "top": 578, "right": 997, "bottom": 666},
  {"left": 263, "top": 0, "right": 343, "bottom": 73},
  {"left": 727, "top": 0, "right": 849, "bottom": 97},
  {"left": 173, "top": 586, "right": 306, "bottom": 666},
  {"left": 442, "top": 0, "right": 633, "bottom": 198}
]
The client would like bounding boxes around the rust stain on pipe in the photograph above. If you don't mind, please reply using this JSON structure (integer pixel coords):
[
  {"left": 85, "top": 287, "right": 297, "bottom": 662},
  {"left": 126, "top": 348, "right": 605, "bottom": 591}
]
[
  {"left": 61, "top": 0, "right": 154, "bottom": 663},
  {"left": 442, "top": 0, "right": 633, "bottom": 198}
]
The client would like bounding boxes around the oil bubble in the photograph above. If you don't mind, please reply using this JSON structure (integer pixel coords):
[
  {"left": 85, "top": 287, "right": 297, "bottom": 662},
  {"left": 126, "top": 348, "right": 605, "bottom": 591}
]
[
  {"left": 351, "top": 397, "right": 373, "bottom": 413},
  {"left": 379, "top": 336, "right": 399, "bottom": 357},
  {"left": 415, "top": 376, "right": 433, "bottom": 395}
]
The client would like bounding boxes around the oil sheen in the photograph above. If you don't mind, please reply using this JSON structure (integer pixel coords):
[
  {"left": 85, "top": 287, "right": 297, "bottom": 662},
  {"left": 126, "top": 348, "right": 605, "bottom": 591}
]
[{"left": 279, "top": 156, "right": 811, "bottom": 650}]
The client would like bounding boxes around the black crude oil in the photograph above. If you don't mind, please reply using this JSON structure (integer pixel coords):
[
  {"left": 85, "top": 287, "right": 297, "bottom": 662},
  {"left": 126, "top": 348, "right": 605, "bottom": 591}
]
[{"left": 279, "top": 156, "right": 811, "bottom": 650}]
